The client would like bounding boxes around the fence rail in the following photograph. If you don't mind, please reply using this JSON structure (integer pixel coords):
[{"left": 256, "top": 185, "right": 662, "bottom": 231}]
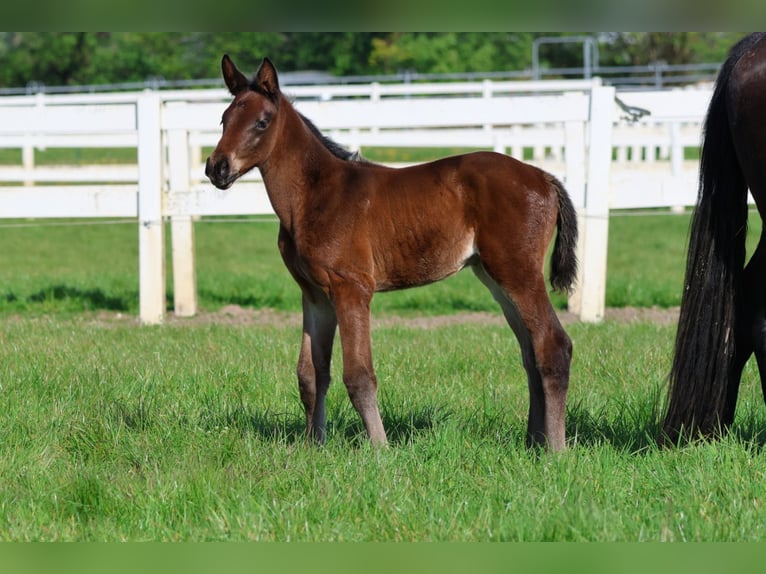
[{"left": 0, "top": 78, "right": 714, "bottom": 324}]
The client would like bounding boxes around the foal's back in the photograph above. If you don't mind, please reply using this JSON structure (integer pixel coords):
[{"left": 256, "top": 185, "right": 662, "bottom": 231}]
[{"left": 326, "top": 151, "right": 560, "bottom": 292}]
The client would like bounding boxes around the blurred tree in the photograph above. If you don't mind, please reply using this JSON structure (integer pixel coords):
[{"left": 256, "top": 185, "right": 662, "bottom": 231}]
[
  {"left": 368, "top": 32, "right": 535, "bottom": 74},
  {"left": 0, "top": 32, "right": 98, "bottom": 86},
  {"left": 87, "top": 33, "right": 190, "bottom": 83},
  {"left": 0, "top": 32, "right": 750, "bottom": 89},
  {"left": 599, "top": 32, "right": 746, "bottom": 66},
  {"left": 185, "top": 32, "right": 287, "bottom": 78},
  {"left": 279, "top": 32, "right": 386, "bottom": 75}
]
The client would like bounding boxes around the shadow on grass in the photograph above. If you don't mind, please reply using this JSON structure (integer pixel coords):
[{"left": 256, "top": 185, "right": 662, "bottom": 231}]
[
  {"left": 197, "top": 405, "right": 307, "bottom": 443},
  {"left": 112, "top": 395, "right": 452, "bottom": 447},
  {"left": 565, "top": 400, "right": 662, "bottom": 454},
  {"left": 328, "top": 405, "right": 450, "bottom": 446},
  {"left": 110, "top": 393, "right": 766, "bottom": 453},
  {"left": 727, "top": 420, "right": 766, "bottom": 448},
  {"left": 566, "top": 397, "right": 766, "bottom": 453},
  {"left": 234, "top": 404, "right": 449, "bottom": 446},
  {"left": 198, "top": 290, "right": 290, "bottom": 311},
  {"left": 283, "top": 402, "right": 766, "bottom": 452},
  {"left": 5, "top": 284, "right": 132, "bottom": 311}
]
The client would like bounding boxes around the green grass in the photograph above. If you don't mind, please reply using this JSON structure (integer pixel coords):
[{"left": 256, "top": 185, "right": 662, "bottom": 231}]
[
  {"left": 0, "top": 147, "right": 137, "bottom": 166},
  {"left": 1, "top": 316, "right": 765, "bottom": 541},
  {"left": 0, "top": 146, "right": 530, "bottom": 168},
  {"left": 1, "top": 211, "right": 762, "bottom": 316},
  {"left": 607, "top": 210, "right": 762, "bottom": 307},
  {"left": 606, "top": 213, "right": 692, "bottom": 307},
  {"left": 0, "top": 144, "right": 699, "bottom": 167},
  {"left": 362, "top": 146, "right": 493, "bottom": 163},
  {"left": 2, "top": 210, "right": 766, "bottom": 540}
]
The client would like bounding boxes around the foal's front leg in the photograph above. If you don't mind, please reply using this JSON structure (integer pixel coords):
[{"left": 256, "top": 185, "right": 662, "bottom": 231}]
[
  {"left": 296, "top": 293, "right": 337, "bottom": 443},
  {"left": 331, "top": 279, "right": 388, "bottom": 446}
]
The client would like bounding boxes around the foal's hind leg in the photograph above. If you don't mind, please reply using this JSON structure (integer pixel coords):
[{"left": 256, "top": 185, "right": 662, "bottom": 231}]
[
  {"left": 473, "top": 264, "right": 572, "bottom": 451},
  {"left": 297, "top": 291, "right": 338, "bottom": 443}
]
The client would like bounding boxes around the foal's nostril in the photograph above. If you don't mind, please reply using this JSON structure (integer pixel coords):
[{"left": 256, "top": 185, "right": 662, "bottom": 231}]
[
  {"left": 205, "top": 156, "right": 230, "bottom": 183},
  {"left": 215, "top": 158, "right": 230, "bottom": 181}
]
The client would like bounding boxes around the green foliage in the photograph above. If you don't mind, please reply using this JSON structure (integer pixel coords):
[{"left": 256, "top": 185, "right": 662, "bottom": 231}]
[
  {"left": 0, "top": 33, "right": 97, "bottom": 86},
  {"left": 368, "top": 33, "right": 535, "bottom": 74},
  {"left": 601, "top": 32, "right": 747, "bottom": 67},
  {"left": 0, "top": 32, "right": 744, "bottom": 89}
]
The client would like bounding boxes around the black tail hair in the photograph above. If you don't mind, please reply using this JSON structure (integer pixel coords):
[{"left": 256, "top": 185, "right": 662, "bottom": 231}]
[
  {"left": 660, "top": 34, "right": 764, "bottom": 444},
  {"left": 548, "top": 174, "right": 578, "bottom": 294}
]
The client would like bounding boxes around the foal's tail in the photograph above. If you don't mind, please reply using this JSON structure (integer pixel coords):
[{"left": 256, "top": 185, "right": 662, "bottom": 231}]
[
  {"left": 548, "top": 174, "right": 579, "bottom": 294},
  {"left": 661, "top": 39, "right": 752, "bottom": 445}
]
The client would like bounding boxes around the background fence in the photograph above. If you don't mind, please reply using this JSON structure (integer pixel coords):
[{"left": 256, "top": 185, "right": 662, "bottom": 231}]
[{"left": 0, "top": 78, "right": 714, "bottom": 324}]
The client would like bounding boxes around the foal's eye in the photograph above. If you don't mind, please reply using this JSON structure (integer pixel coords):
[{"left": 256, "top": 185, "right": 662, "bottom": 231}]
[{"left": 254, "top": 119, "right": 269, "bottom": 130}]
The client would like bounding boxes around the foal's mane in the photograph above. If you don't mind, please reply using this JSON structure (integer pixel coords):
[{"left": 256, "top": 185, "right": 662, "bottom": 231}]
[{"left": 296, "top": 111, "right": 369, "bottom": 164}]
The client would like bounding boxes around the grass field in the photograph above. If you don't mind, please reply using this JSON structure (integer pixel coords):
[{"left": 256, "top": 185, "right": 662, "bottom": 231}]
[
  {"left": 1, "top": 211, "right": 763, "bottom": 316},
  {"left": 2, "top": 212, "right": 766, "bottom": 541},
  {"left": 1, "top": 315, "right": 766, "bottom": 541}
]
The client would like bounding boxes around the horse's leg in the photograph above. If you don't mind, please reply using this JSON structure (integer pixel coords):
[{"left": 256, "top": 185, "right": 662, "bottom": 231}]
[
  {"left": 744, "top": 240, "right": 766, "bottom": 412},
  {"left": 723, "top": 240, "right": 766, "bottom": 431},
  {"left": 722, "top": 246, "right": 763, "bottom": 428},
  {"left": 725, "top": 322, "right": 752, "bottom": 429},
  {"left": 297, "top": 291, "right": 337, "bottom": 443},
  {"left": 473, "top": 264, "right": 571, "bottom": 451},
  {"left": 330, "top": 279, "right": 387, "bottom": 446},
  {"left": 754, "top": 312, "right": 766, "bottom": 409}
]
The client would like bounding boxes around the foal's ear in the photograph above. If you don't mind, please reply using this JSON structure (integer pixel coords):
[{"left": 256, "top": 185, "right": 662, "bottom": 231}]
[
  {"left": 221, "top": 54, "right": 249, "bottom": 96},
  {"left": 254, "top": 58, "right": 280, "bottom": 100}
]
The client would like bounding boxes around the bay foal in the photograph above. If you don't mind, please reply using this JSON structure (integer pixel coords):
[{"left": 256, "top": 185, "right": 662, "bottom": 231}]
[{"left": 206, "top": 56, "right": 578, "bottom": 450}]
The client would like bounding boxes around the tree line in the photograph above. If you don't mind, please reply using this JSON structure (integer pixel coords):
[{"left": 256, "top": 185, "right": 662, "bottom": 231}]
[{"left": 0, "top": 32, "right": 745, "bottom": 89}]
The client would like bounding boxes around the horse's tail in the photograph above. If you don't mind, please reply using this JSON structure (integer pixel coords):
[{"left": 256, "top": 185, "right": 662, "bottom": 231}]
[
  {"left": 548, "top": 174, "right": 579, "bottom": 294},
  {"left": 661, "top": 37, "right": 754, "bottom": 444}
]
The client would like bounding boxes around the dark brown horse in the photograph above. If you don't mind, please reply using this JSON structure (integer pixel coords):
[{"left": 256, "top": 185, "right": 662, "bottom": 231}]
[
  {"left": 205, "top": 56, "right": 578, "bottom": 450},
  {"left": 662, "top": 33, "right": 766, "bottom": 444}
]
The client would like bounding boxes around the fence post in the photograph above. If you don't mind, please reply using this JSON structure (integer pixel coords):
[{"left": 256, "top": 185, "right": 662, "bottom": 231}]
[
  {"left": 22, "top": 135, "right": 34, "bottom": 187},
  {"left": 563, "top": 111, "right": 586, "bottom": 316},
  {"left": 137, "top": 92, "right": 166, "bottom": 325},
  {"left": 22, "top": 93, "right": 46, "bottom": 186},
  {"left": 167, "top": 127, "right": 198, "bottom": 317},
  {"left": 576, "top": 84, "right": 615, "bottom": 322}
]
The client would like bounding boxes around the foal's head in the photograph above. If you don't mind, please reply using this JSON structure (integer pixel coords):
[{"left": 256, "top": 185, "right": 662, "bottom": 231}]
[{"left": 205, "top": 55, "right": 282, "bottom": 190}]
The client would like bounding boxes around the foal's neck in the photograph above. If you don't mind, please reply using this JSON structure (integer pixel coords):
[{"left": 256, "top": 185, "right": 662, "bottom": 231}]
[{"left": 258, "top": 98, "right": 340, "bottom": 231}]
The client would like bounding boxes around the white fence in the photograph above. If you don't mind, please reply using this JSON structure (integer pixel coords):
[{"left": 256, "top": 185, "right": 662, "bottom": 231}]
[{"left": 0, "top": 79, "right": 713, "bottom": 324}]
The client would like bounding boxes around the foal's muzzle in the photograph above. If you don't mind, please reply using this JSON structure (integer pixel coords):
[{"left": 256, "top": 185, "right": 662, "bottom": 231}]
[{"left": 205, "top": 155, "right": 237, "bottom": 190}]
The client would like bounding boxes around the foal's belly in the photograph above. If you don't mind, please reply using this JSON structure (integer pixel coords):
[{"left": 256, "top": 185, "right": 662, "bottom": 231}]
[{"left": 373, "top": 232, "right": 477, "bottom": 292}]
